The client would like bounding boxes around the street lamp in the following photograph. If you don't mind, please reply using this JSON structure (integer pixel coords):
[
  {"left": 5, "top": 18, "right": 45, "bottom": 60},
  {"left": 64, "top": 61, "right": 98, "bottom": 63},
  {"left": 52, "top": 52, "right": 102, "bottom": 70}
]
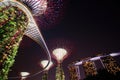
[
  {"left": 40, "top": 60, "right": 53, "bottom": 80},
  {"left": 20, "top": 72, "right": 30, "bottom": 80},
  {"left": 52, "top": 48, "right": 68, "bottom": 80}
]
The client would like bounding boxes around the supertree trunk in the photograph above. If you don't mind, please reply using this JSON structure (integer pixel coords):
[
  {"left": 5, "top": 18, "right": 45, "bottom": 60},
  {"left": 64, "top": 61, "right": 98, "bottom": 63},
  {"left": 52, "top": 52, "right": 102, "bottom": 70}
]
[
  {"left": 42, "top": 71, "right": 48, "bottom": 80},
  {"left": 56, "top": 63, "right": 65, "bottom": 80},
  {"left": 0, "top": 6, "right": 28, "bottom": 80}
]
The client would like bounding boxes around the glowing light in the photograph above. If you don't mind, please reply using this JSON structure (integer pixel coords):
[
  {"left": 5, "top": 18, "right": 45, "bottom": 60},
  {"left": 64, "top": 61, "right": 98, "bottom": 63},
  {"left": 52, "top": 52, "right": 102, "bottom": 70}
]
[
  {"left": 0, "top": 0, "right": 51, "bottom": 62},
  {"left": 40, "top": 60, "right": 53, "bottom": 71},
  {"left": 110, "top": 53, "right": 120, "bottom": 57},
  {"left": 20, "top": 72, "right": 30, "bottom": 80},
  {"left": 53, "top": 48, "right": 68, "bottom": 63},
  {"left": 34, "top": 0, "right": 65, "bottom": 29},
  {"left": 75, "top": 61, "right": 83, "bottom": 66},
  {"left": 90, "top": 56, "right": 101, "bottom": 61}
]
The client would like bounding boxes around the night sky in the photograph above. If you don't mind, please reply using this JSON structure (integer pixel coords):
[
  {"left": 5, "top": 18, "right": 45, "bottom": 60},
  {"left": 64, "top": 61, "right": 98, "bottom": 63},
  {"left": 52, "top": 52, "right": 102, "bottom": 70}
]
[{"left": 8, "top": 0, "right": 120, "bottom": 80}]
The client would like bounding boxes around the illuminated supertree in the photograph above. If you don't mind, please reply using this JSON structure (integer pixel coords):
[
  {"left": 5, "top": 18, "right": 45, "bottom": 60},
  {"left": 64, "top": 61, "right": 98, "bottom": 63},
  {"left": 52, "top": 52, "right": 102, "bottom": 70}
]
[
  {"left": 19, "top": 0, "right": 48, "bottom": 16},
  {"left": 52, "top": 48, "right": 68, "bottom": 80},
  {"left": 40, "top": 60, "right": 53, "bottom": 80},
  {"left": 0, "top": 2, "right": 28, "bottom": 79},
  {"left": 19, "top": 0, "right": 65, "bottom": 29},
  {"left": 35, "top": 0, "right": 65, "bottom": 29},
  {"left": 0, "top": 0, "right": 51, "bottom": 79},
  {"left": 47, "top": 38, "right": 74, "bottom": 80},
  {"left": 20, "top": 72, "right": 30, "bottom": 80},
  {"left": 0, "top": 0, "right": 67, "bottom": 79}
]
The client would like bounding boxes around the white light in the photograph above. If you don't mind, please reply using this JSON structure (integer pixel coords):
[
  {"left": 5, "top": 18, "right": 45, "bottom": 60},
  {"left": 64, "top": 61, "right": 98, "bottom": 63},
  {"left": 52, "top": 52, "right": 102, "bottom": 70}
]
[
  {"left": 53, "top": 48, "right": 68, "bottom": 62},
  {"left": 41, "top": 60, "right": 53, "bottom": 71},
  {"left": 110, "top": 53, "right": 120, "bottom": 57},
  {"left": 75, "top": 61, "right": 83, "bottom": 66},
  {"left": 20, "top": 72, "right": 30, "bottom": 79},
  {"left": 90, "top": 56, "right": 101, "bottom": 61}
]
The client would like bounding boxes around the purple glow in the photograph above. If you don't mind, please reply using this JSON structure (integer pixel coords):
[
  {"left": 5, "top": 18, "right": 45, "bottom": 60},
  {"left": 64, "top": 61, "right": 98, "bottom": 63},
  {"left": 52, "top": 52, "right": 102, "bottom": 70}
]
[
  {"left": 110, "top": 53, "right": 120, "bottom": 57},
  {"left": 90, "top": 56, "right": 101, "bottom": 61},
  {"left": 75, "top": 61, "right": 83, "bottom": 66},
  {"left": 20, "top": 0, "right": 47, "bottom": 15}
]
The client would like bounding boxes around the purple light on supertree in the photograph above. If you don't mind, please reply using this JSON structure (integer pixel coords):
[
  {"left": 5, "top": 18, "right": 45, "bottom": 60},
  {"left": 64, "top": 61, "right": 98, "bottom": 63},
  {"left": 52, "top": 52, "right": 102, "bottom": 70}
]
[
  {"left": 47, "top": 38, "right": 75, "bottom": 59},
  {"left": 19, "top": 0, "right": 66, "bottom": 29},
  {"left": 35, "top": 0, "right": 66, "bottom": 29},
  {"left": 47, "top": 38, "right": 76, "bottom": 80},
  {"left": 20, "top": 0, "right": 48, "bottom": 16}
]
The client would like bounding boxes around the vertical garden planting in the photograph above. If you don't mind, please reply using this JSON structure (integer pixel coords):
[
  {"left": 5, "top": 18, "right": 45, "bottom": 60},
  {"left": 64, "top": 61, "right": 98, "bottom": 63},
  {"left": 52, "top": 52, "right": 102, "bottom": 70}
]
[{"left": 0, "top": 6, "right": 28, "bottom": 80}]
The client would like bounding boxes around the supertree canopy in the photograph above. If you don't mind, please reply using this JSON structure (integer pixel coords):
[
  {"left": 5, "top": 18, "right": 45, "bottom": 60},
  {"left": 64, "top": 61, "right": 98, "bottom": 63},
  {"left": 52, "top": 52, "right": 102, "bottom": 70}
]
[
  {"left": 0, "top": 4, "right": 28, "bottom": 79},
  {"left": 34, "top": 0, "right": 65, "bottom": 29},
  {"left": 0, "top": 0, "right": 52, "bottom": 79},
  {"left": 19, "top": 0, "right": 65, "bottom": 29},
  {"left": 19, "top": 0, "right": 48, "bottom": 16},
  {"left": 0, "top": 0, "right": 64, "bottom": 79}
]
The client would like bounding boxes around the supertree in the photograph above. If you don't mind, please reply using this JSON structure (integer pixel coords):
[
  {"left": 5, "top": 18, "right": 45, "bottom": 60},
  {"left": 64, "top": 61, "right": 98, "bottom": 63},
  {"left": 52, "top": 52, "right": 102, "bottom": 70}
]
[
  {"left": 34, "top": 0, "right": 66, "bottom": 29},
  {"left": 0, "top": 3, "right": 28, "bottom": 79},
  {"left": 19, "top": 0, "right": 65, "bottom": 29},
  {"left": 52, "top": 48, "right": 67, "bottom": 80},
  {"left": 20, "top": 72, "right": 30, "bottom": 80},
  {"left": 0, "top": 0, "right": 51, "bottom": 79},
  {"left": 48, "top": 38, "right": 74, "bottom": 80},
  {"left": 0, "top": 0, "right": 65, "bottom": 79},
  {"left": 40, "top": 60, "right": 53, "bottom": 80}
]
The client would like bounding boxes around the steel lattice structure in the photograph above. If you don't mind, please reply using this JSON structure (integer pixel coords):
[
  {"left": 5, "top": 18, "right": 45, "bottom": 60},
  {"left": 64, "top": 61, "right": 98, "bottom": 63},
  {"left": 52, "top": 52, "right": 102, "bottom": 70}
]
[
  {"left": 20, "top": 0, "right": 47, "bottom": 16},
  {"left": 0, "top": 0, "right": 50, "bottom": 54},
  {"left": 0, "top": 0, "right": 51, "bottom": 79}
]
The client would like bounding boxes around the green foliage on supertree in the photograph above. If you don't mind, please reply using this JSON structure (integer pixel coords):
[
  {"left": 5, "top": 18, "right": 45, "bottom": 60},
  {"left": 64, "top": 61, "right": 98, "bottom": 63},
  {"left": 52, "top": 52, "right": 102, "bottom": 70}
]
[
  {"left": 0, "top": 6, "right": 28, "bottom": 80},
  {"left": 42, "top": 71, "right": 48, "bottom": 80},
  {"left": 56, "top": 64, "right": 65, "bottom": 80}
]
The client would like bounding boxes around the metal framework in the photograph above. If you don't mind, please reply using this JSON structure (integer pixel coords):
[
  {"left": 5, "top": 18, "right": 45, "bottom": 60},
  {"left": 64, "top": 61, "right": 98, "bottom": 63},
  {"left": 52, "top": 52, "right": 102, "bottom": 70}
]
[
  {"left": 0, "top": 1, "right": 51, "bottom": 79},
  {"left": 20, "top": 0, "right": 47, "bottom": 15},
  {"left": 0, "top": 0, "right": 50, "bottom": 54}
]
